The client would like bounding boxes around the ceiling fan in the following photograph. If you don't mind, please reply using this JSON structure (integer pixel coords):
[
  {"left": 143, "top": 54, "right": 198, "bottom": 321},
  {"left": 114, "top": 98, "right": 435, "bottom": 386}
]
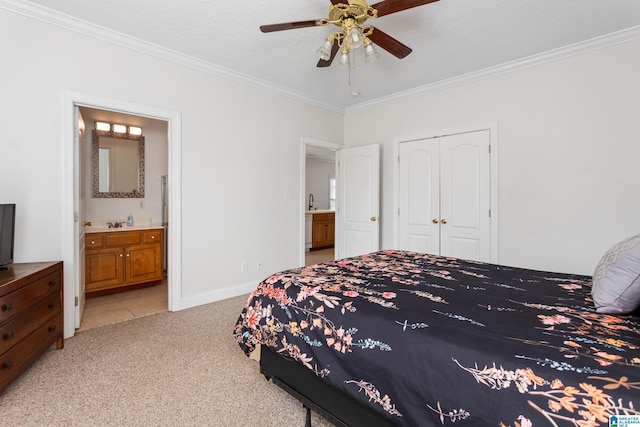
[{"left": 260, "top": 0, "right": 439, "bottom": 68}]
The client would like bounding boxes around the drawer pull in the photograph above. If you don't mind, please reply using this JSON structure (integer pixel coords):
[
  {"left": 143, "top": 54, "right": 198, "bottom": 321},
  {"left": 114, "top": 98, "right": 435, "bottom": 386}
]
[
  {"left": 151, "top": 235, "right": 155, "bottom": 239},
  {"left": 1, "top": 361, "right": 12, "bottom": 370},
  {"left": 48, "top": 325, "right": 57, "bottom": 332},
  {"left": 49, "top": 303, "right": 56, "bottom": 309},
  {"left": 48, "top": 280, "right": 58, "bottom": 287},
  {"left": 2, "top": 332, "right": 14, "bottom": 341},
  {"left": 1, "top": 303, "right": 13, "bottom": 312}
]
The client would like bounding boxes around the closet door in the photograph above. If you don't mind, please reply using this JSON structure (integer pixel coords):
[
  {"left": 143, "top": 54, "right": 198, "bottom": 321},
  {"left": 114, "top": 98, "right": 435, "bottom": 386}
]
[
  {"left": 398, "top": 130, "right": 491, "bottom": 262},
  {"left": 398, "top": 138, "right": 439, "bottom": 253},
  {"left": 439, "top": 130, "right": 491, "bottom": 261}
]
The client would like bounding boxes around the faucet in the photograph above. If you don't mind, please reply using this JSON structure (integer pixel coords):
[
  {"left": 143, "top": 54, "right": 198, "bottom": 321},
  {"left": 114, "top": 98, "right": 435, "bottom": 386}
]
[{"left": 308, "top": 193, "right": 314, "bottom": 210}]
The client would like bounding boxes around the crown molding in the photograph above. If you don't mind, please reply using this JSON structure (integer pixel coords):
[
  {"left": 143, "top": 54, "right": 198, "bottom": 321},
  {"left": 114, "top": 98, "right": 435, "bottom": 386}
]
[
  {"left": 0, "top": 0, "right": 345, "bottom": 113},
  {"left": 345, "top": 25, "right": 640, "bottom": 113}
]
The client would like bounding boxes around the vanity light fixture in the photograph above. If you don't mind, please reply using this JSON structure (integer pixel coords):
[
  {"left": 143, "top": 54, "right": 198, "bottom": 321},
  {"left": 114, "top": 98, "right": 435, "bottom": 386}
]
[
  {"left": 112, "top": 124, "right": 127, "bottom": 134},
  {"left": 94, "top": 121, "right": 143, "bottom": 136},
  {"left": 95, "top": 121, "right": 111, "bottom": 132}
]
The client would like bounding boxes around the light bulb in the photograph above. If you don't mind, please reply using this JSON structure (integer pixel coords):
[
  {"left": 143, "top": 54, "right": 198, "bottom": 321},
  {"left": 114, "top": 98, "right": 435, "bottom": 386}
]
[
  {"left": 338, "top": 52, "right": 350, "bottom": 68},
  {"left": 316, "top": 39, "right": 333, "bottom": 61},
  {"left": 365, "top": 43, "right": 379, "bottom": 63},
  {"left": 348, "top": 27, "right": 364, "bottom": 49}
]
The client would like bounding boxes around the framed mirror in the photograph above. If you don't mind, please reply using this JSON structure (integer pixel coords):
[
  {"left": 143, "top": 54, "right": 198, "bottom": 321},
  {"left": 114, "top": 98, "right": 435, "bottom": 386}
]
[{"left": 92, "top": 130, "right": 145, "bottom": 198}]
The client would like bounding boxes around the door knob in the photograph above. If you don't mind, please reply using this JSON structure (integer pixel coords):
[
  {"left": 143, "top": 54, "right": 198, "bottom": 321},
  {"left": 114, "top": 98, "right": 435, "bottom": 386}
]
[
  {"left": 370, "top": 216, "right": 377, "bottom": 222},
  {"left": 441, "top": 219, "right": 448, "bottom": 224},
  {"left": 432, "top": 218, "right": 439, "bottom": 224}
]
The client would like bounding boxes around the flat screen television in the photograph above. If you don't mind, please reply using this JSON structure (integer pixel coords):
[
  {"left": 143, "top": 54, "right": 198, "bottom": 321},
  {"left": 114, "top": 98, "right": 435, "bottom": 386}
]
[{"left": 0, "top": 204, "right": 16, "bottom": 269}]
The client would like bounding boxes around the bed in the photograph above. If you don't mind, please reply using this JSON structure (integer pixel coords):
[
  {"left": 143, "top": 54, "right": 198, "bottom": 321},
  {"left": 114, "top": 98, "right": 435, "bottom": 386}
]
[{"left": 234, "top": 249, "right": 640, "bottom": 426}]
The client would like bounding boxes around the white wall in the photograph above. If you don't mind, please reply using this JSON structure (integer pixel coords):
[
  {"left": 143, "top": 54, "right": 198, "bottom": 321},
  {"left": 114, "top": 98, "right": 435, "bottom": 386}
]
[
  {"left": 344, "top": 38, "right": 640, "bottom": 275},
  {"left": 305, "top": 157, "right": 335, "bottom": 210},
  {"left": 0, "top": 8, "right": 344, "bottom": 325}
]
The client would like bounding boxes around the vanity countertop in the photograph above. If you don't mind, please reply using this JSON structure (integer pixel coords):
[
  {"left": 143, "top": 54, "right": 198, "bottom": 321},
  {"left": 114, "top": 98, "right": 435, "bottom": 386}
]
[
  {"left": 305, "top": 209, "right": 335, "bottom": 215},
  {"left": 85, "top": 225, "right": 164, "bottom": 234}
]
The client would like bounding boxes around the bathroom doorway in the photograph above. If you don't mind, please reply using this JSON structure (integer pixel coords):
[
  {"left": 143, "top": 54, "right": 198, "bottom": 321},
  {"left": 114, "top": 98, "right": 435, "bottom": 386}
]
[
  {"left": 77, "top": 107, "right": 168, "bottom": 330},
  {"left": 62, "top": 90, "right": 182, "bottom": 338}
]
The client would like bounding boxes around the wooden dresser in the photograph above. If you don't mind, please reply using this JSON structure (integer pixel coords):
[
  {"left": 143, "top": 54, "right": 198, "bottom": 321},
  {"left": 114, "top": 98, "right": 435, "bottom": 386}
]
[
  {"left": 0, "top": 261, "right": 64, "bottom": 393},
  {"left": 85, "top": 228, "right": 163, "bottom": 297}
]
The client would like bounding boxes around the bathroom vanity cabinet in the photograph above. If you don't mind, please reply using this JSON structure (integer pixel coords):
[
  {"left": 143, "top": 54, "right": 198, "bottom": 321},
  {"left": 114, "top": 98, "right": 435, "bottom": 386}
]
[{"left": 85, "top": 228, "right": 163, "bottom": 296}]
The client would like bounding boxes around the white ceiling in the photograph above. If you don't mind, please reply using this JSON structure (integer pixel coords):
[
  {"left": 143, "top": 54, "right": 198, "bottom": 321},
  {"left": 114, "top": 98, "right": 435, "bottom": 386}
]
[{"left": 14, "top": 0, "right": 640, "bottom": 110}]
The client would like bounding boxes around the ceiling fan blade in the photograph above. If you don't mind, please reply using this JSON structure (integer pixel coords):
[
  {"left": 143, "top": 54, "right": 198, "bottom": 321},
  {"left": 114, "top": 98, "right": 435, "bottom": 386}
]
[
  {"left": 317, "top": 42, "right": 340, "bottom": 67},
  {"left": 370, "top": 0, "right": 439, "bottom": 17},
  {"left": 368, "top": 28, "right": 412, "bottom": 58},
  {"left": 260, "top": 20, "right": 319, "bottom": 33}
]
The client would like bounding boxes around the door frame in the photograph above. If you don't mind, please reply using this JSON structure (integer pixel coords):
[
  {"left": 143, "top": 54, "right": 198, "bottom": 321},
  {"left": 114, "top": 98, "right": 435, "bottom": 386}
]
[
  {"left": 299, "top": 137, "right": 341, "bottom": 267},
  {"left": 61, "top": 90, "right": 182, "bottom": 339},
  {"left": 392, "top": 121, "right": 499, "bottom": 262}
]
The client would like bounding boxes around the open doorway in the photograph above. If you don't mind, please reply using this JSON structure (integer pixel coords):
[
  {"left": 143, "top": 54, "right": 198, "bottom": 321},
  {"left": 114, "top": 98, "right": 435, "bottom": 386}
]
[
  {"left": 77, "top": 107, "right": 168, "bottom": 331},
  {"left": 62, "top": 90, "right": 182, "bottom": 339},
  {"left": 300, "top": 138, "right": 340, "bottom": 267}
]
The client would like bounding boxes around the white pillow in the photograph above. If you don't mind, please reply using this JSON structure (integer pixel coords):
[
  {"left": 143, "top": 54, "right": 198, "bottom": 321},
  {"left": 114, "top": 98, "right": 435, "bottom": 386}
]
[{"left": 592, "top": 234, "right": 640, "bottom": 314}]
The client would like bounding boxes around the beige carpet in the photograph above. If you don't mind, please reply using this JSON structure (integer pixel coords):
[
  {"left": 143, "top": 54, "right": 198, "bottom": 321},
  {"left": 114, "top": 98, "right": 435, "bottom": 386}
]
[{"left": 0, "top": 294, "right": 334, "bottom": 426}]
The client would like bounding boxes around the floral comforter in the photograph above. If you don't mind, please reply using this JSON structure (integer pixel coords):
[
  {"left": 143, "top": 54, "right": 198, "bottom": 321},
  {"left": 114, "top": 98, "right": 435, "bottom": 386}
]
[{"left": 233, "top": 250, "right": 640, "bottom": 426}]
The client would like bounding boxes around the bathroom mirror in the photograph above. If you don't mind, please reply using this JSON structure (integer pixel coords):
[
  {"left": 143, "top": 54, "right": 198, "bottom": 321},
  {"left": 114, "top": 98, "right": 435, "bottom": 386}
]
[{"left": 92, "top": 130, "right": 145, "bottom": 198}]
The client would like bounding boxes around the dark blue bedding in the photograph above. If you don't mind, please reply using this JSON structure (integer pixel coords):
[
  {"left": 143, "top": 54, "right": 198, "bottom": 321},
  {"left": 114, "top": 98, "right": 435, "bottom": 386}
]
[{"left": 234, "top": 250, "right": 640, "bottom": 426}]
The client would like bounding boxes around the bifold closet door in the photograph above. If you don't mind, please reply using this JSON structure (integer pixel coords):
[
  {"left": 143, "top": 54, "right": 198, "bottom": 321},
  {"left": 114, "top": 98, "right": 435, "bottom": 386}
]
[{"left": 398, "top": 130, "right": 491, "bottom": 262}]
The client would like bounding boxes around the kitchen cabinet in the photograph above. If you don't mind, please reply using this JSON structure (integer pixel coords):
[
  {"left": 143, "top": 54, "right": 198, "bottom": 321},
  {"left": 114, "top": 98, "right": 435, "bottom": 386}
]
[
  {"left": 85, "top": 228, "right": 163, "bottom": 296},
  {"left": 311, "top": 212, "right": 335, "bottom": 249}
]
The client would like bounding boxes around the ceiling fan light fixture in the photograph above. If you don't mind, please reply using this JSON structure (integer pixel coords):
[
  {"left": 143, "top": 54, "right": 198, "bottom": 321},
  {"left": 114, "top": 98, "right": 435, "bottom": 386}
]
[
  {"left": 347, "top": 27, "right": 364, "bottom": 49},
  {"left": 338, "top": 51, "right": 350, "bottom": 68},
  {"left": 316, "top": 39, "right": 333, "bottom": 61},
  {"left": 364, "top": 39, "right": 379, "bottom": 63}
]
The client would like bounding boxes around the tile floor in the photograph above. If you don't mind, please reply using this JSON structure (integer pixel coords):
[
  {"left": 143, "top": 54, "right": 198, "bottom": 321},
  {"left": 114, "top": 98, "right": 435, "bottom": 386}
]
[
  {"left": 78, "top": 248, "right": 335, "bottom": 333},
  {"left": 77, "top": 280, "right": 168, "bottom": 332},
  {"left": 305, "top": 247, "right": 335, "bottom": 265}
]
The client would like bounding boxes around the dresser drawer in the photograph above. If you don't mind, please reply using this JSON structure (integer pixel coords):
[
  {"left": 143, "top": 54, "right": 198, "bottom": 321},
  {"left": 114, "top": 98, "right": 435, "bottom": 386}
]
[
  {"left": 0, "top": 271, "right": 61, "bottom": 325},
  {"left": 0, "top": 313, "right": 62, "bottom": 392},
  {"left": 0, "top": 292, "right": 61, "bottom": 355}
]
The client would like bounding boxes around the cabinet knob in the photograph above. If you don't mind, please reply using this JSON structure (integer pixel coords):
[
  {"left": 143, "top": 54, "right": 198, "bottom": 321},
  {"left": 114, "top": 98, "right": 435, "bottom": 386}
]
[
  {"left": 2, "top": 332, "right": 14, "bottom": 341},
  {"left": 48, "top": 325, "right": 57, "bottom": 332},
  {"left": 1, "top": 361, "right": 13, "bottom": 370},
  {"left": 1, "top": 303, "right": 13, "bottom": 312},
  {"left": 126, "top": 254, "right": 130, "bottom": 257},
  {"left": 441, "top": 219, "right": 448, "bottom": 224},
  {"left": 151, "top": 235, "right": 155, "bottom": 239},
  {"left": 90, "top": 240, "right": 95, "bottom": 245},
  {"left": 370, "top": 216, "right": 377, "bottom": 222},
  {"left": 432, "top": 218, "right": 439, "bottom": 224},
  {"left": 120, "top": 254, "right": 124, "bottom": 258}
]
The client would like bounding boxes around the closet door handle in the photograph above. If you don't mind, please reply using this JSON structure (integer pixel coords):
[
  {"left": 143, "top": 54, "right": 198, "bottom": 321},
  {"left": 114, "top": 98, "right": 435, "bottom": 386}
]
[
  {"left": 441, "top": 219, "right": 448, "bottom": 225},
  {"left": 370, "top": 216, "right": 377, "bottom": 222},
  {"left": 432, "top": 218, "right": 439, "bottom": 224}
]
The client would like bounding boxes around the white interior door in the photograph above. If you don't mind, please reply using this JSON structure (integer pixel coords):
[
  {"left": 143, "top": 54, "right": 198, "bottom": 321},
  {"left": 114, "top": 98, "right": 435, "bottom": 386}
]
[
  {"left": 335, "top": 144, "right": 380, "bottom": 259},
  {"left": 74, "top": 107, "right": 86, "bottom": 328},
  {"left": 439, "top": 130, "right": 491, "bottom": 261},
  {"left": 398, "top": 138, "right": 440, "bottom": 253},
  {"left": 398, "top": 130, "right": 491, "bottom": 262}
]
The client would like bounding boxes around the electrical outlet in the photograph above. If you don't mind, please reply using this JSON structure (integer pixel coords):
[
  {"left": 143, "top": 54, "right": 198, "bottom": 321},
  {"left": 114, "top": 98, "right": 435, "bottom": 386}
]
[
  {"left": 256, "top": 259, "right": 263, "bottom": 270},
  {"left": 241, "top": 261, "right": 248, "bottom": 273}
]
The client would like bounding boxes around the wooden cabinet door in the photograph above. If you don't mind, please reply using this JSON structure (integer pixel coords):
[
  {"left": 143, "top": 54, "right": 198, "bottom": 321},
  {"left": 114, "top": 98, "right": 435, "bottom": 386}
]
[
  {"left": 326, "top": 215, "right": 335, "bottom": 246},
  {"left": 312, "top": 219, "right": 327, "bottom": 248},
  {"left": 125, "top": 244, "right": 162, "bottom": 285},
  {"left": 85, "top": 248, "right": 124, "bottom": 292}
]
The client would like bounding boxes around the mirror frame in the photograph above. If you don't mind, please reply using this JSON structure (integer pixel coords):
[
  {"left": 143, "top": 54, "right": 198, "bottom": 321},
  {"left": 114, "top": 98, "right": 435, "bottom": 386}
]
[{"left": 92, "top": 129, "right": 145, "bottom": 198}]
